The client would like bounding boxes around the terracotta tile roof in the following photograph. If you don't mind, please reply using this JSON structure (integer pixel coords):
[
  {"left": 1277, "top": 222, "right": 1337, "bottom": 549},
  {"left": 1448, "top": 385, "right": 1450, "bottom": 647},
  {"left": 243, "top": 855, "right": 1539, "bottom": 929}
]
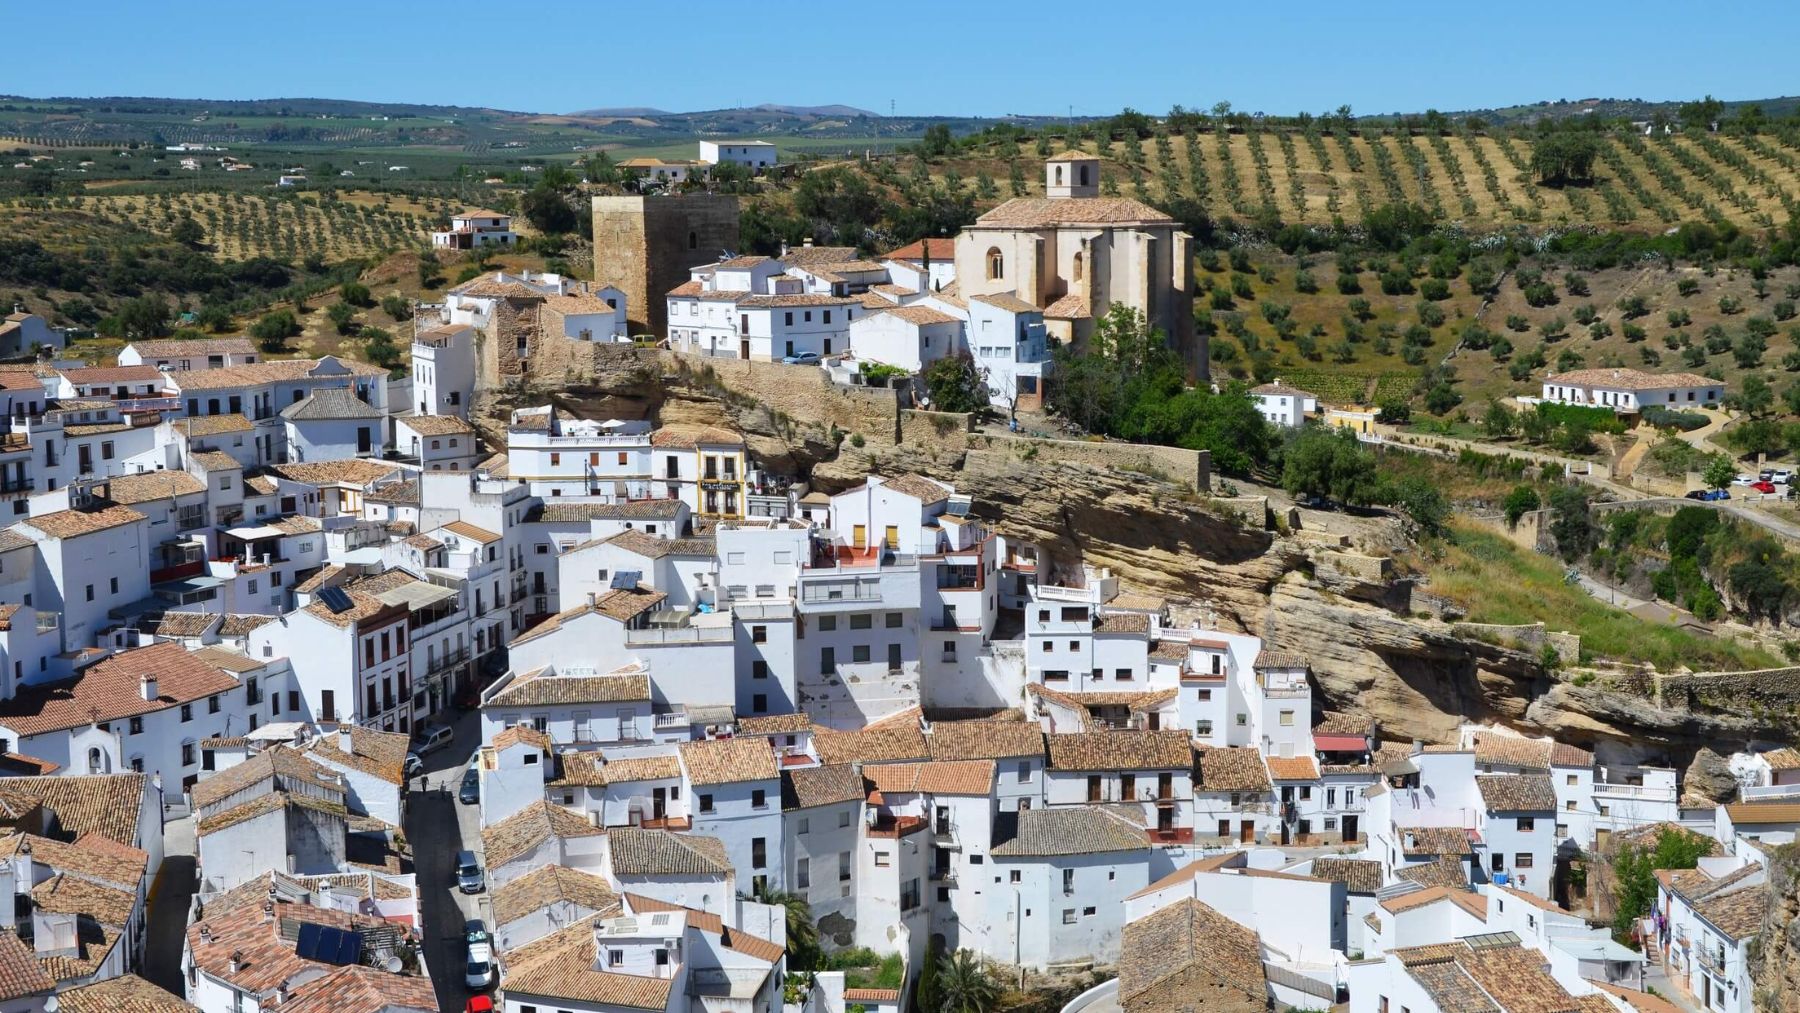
[
  {"left": 1253, "top": 650, "right": 1309, "bottom": 670},
  {"left": 1, "top": 775, "right": 146, "bottom": 846},
  {"left": 440, "top": 519, "right": 502, "bottom": 544},
  {"left": 1093, "top": 612, "right": 1150, "bottom": 634},
  {"left": 493, "top": 725, "right": 553, "bottom": 754},
  {"left": 927, "top": 718, "right": 1044, "bottom": 761},
  {"left": 679, "top": 737, "right": 778, "bottom": 786},
  {"left": 153, "top": 611, "right": 218, "bottom": 637},
  {"left": 1195, "top": 746, "right": 1270, "bottom": 792},
  {"left": 187, "top": 899, "right": 405, "bottom": 1003},
  {"left": 302, "top": 589, "right": 406, "bottom": 630},
  {"left": 1550, "top": 742, "right": 1595, "bottom": 767},
  {"left": 605, "top": 828, "right": 730, "bottom": 876},
  {"left": 1399, "top": 826, "right": 1474, "bottom": 856},
  {"left": 56, "top": 973, "right": 199, "bottom": 1013},
  {"left": 1763, "top": 747, "right": 1800, "bottom": 771},
  {"left": 843, "top": 988, "right": 901, "bottom": 1002},
  {"left": 968, "top": 291, "right": 1040, "bottom": 314},
  {"left": 991, "top": 806, "right": 1147, "bottom": 857},
  {"left": 813, "top": 712, "right": 929, "bottom": 765},
  {"left": 1266, "top": 755, "right": 1320, "bottom": 781},
  {"left": 281, "top": 963, "right": 437, "bottom": 1013},
  {"left": 1456, "top": 945, "right": 1582, "bottom": 1013},
  {"left": 1046, "top": 730, "right": 1190, "bottom": 771},
  {"left": 279, "top": 387, "right": 379, "bottom": 421},
  {"left": 106, "top": 469, "right": 206, "bottom": 504},
  {"left": 307, "top": 726, "right": 410, "bottom": 785},
  {"left": 482, "top": 802, "right": 602, "bottom": 869},
  {"left": 1315, "top": 712, "right": 1375, "bottom": 736},
  {"left": 127, "top": 338, "right": 257, "bottom": 359},
  {"left": 1725, "top": 801, "right": 1800, "bottom": 824},
  {"left": 395, "top": 413, "right": 475, "bottom": 436},
  {"left": 620, "top": 893, "right": 784, "bottom": 962},
  {"left": 737, "top": 712, "right": 812, "bottom": 735},
  {"left": 0, "top": 642, "right": 240, "bottom": 738},
  {"left": 977, "top": 196, "right": 1174, "bottom": 228},
  {"left": 783, "top": 764, "right": 865, "bottom": 810},
  {"left": 649, "top": 425, "right": 743, "bottom": 448},
  {"left": 882, "top": 237, "right": 957, "bottom": 263},
  {"left": 190, "top": 745, "right": 340, "bottom": 810},
  {"left": 265, "top": 458, "right": 399, "bottom": 487},
  {"left": 189, "top": 450, "right": 241, "bottom": 472},
  {"left": 1118, "top": 897, "right": 1265, "bottom": 1011},
  {"left": 779, "top": 246, "right": 859, "bottom": 267},
  {"left": 1380, "top": 885, "right": 1480, "bottom": 915},
  {"left": 197, "top": 790, "right": 346, "bottom": 835},
  {"left": 0, "top": 930, "right": 52, "bottom": 1000},
  {"left": 1309, "top": 857, "right": 1384, "bottom": 894},
  {"left": 554, "top": 753, "right": 681, "bottom": 788},
  {"left": 1476, "top": 774, "right": 1557, "bottom": 811},
  {"left": 166, "top": 356, "right": 385, "bottom": 391},
  {"left": 20, "top": 503, "right": 144, "bottom": 539},
  {"left": 1043, "top": 293, "right": 1089, "bottom": 319},
  {"left": 31, "top": 872, "right": 136, "bottom": 927},
  {"left": 172, "top": 413, "right": 257, "bottom": 440},
  {"left": 0, "top": 832, "right": 146, "bottom": 890},
  {"left": 593, "top": 528, "right": 714, "bottom": 559},
  {"left": 489, "top": 668, "right": 652, "bottom": 708},
  {"left": 1545, "top": 367, "right": 1717, "bottom": 391},
  {"left": 1397, "top": 857, "right": 1469, "bottom": 889},
  {"left": 1593, "top": 982, "right": 1685, "bottom": 1013},
  {"left": 60, "top": 364, "right": 166, "bottom": 385},
  {"left": 1473, "top": 733, "right": 1556, "bottom": 769},
  {"left": 879, "top": 473, "right": 950, "bottom": 503},
  {"left": 865, "top": 760, "right": 995, "bottom": 796},
  {"left": 493, "top": 864, "right": 621, "bottom": 927},
  {"left": 1123, "top": 853, "right": 1242, "bottom": 900},
  {"left": 866, "top": 303, "right": 959, "bottom": 326},
  {"left": 532, "top": 500, "right": 687, "bottom": 522},
  {"left": 500, "top": 917, "right": 675, "bottom": 1009}
]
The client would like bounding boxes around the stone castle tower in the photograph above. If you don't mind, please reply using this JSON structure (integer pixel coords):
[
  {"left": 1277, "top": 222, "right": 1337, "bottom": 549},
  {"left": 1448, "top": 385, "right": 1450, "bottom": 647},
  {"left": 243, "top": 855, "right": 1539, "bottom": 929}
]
[{"left": 592, "top": 194, "right": 740, "bottom": 338}]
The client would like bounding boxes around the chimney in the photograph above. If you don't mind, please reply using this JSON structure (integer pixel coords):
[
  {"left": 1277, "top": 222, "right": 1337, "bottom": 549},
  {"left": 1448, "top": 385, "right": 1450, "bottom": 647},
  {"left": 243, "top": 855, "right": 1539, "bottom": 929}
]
[
  {"left": 140, "top": 676, "right": 158, "bottom": 702},
  {"left": 229, "top": 950, "right": 245, "bottom": 974},
  {"left": 338, "top": 727, "right": 354, "bottom": 755},
  {"left": 199, "top": 924, "right": 212, "bottom": 943},
  {"left": 263, "top": 900, "right": 275, "bottom": 923}
]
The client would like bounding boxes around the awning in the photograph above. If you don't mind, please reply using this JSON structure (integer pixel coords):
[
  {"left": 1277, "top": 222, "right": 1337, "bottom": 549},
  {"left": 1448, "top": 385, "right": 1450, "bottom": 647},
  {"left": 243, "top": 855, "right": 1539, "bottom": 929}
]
[
  {"left": 1315, "top": 734, "right": 1368, "bottom": 752},
  {"left": 225, "top": 524, "right": 288, "bottom": 540},
  {"left": 375, "top": 582, "right": 458, "bottom": 610}
]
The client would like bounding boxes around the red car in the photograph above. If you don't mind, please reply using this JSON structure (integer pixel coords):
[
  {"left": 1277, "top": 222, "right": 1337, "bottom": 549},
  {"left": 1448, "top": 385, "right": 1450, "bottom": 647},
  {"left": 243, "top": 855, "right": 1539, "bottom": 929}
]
[
  {"left": 1753, "top": 480, "right": 1778, "bottom": 494},
  {"left": 465, "top": 996, "right": 495, "bottom": 1013}
]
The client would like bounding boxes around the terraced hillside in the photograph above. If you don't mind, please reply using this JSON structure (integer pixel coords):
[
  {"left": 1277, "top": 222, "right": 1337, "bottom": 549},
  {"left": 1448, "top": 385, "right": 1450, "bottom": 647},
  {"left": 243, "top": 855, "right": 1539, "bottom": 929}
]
[{"left": 1060, "top": 128, "right": 1800, "bottom": 231}]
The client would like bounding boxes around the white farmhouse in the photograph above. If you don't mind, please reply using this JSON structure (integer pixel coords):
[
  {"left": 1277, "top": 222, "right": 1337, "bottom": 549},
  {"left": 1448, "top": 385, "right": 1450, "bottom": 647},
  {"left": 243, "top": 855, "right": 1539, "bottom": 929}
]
[
  {"left": 846, "top": 305, "right": 963, "bottom": 374},
  {"left": 1540, "top": 367, "right": 1724, "bottom": 413},
  {"left": 1250, "top": 381, "right": 1319, "bottom": 428},
  {"left": 430, "top": 208, "right": 517, "bottom": 249},
  {"left": 699, "top": 140, "right": 778, "bottom": 172}
]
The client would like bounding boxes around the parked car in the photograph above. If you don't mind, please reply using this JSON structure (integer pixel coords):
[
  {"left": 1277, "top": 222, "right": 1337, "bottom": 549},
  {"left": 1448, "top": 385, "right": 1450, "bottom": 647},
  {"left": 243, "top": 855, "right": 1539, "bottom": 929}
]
[
  {"left": 1773, "top": 469, "right": 1794, "bottom": 484},
  {"left": 465, "top": 997, "right": 495, "bottom": 1013},
  {"left": 465, "top": 938, "right": 495, "bottom": 990},
  {"left": 404, "top": 753, "right": 423, "bottom": 779},
  {"left": 1732, "top": 474, "right": 1756, "bottom": 486},
  {"left": 1684, "top": 490, "right": 1711, "bottom": 500},
  {"left": 1753, "top": 480, "right": 1778, "bottom": 494},
  {"left": 413, "top": 724, "right": 454, "bottom": 755},
  {"left": 459, "top": 766, "right": 481, "bottom": 806},
  {"left": 465, "top": 919, "right": 490, "bottom": 947},
  {"left": 1705, "top": 488, "right": 1731, "bottom": 501},
  {"left": 455, "top": 850, "right": 484, "bottom": 894},
  {"left": 781, "top": 351, "right": 820, "bottom": 365}
]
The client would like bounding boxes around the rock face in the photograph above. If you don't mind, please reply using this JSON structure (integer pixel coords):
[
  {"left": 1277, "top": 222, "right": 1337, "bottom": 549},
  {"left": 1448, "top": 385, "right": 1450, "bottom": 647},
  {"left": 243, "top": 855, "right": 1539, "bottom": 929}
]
[
  {"left": 1684, "top": 747, "right": 1741, "bottom": 805},
  {"left": 477, "top": 357, "right": 1794, "bottom": 761},
  {"left": 1752, "top": 844, "right": 1800, "bottom": 1013}
]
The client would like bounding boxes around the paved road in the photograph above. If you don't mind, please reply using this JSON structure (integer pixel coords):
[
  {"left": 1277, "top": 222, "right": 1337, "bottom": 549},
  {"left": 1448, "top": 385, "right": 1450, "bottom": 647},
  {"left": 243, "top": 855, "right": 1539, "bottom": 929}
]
[
  {"left": 404, "top": 708, "right": 486, "bottom": 1013},
  {"left": 141, "top": 815, "right": 197, "bottom": 995}
]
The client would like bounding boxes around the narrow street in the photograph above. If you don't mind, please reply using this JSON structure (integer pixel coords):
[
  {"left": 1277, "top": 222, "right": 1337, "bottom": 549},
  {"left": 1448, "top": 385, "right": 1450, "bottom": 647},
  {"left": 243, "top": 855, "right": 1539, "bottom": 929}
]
[
  {"left": 141, "top": 815, "right": 197, "bottom": 995},
  {"left": 403, "top": 707, "right": 486, "bottom": 1013}
]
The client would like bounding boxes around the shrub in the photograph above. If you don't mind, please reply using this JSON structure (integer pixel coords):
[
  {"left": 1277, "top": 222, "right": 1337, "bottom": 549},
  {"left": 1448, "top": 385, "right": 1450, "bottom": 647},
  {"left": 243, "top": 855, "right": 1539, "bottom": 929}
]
[
  {"left": 1572, "top": 304, "right": 1599, "bottom": 326},
  {"left": 1719, "top": 294, "right": 1743, "bottom": 315},
  {"left": 1640, "top": 406, "right": 1709, "bottom": 431},
  {"left": 1623, "top": 323, "right": 1647, "bottom": 342},
  {"left": 1617, "top": 294, "right": 1650, "bottom": 319},
  {"left": 1380, "top": 270, "right": 1415, "bottom": 295},
  {"left": 1335, "top": 272, "right": 1362, "bottom": 295},
  {"left": 1419, "top": 277, "right": 1451, "bottom": 301},
  {"left": 1505, "top": 314, "right": 1531, "bottom": 332},
  {"left": 1523, "top": 282, "right": 1559, "bottom": 307},
  {"left": 1676, "top": 278, "right": 1700, "bottom": 297},
  {"left": 340, "top": 281, "right": 373, "bottom": 307},
  {"left": 1564, "top": 272, "right": 1590, "bottom": 296}
]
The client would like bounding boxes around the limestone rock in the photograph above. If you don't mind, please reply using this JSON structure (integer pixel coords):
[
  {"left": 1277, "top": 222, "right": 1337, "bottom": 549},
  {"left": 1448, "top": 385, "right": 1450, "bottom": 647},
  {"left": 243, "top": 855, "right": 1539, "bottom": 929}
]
[
  {"left": 1752, "top": 844, "right": 1800, "bottom": 1013},
  {"left": 1683, "top": 747, "right": 1740, "bottom": 805}
]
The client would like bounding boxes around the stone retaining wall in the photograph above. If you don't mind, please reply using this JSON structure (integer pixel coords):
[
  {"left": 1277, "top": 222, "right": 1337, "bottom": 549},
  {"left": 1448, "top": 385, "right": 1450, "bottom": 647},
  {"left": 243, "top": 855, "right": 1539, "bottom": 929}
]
[
  {"left": 1451, "top": 621, "right": 1581, "bottom": 663},
  {"left": 667, "top": 351, "right": 903, "bottom": 443},
  {"left": 1655, "top": 667, "right": 1800, "bottom": 710}
]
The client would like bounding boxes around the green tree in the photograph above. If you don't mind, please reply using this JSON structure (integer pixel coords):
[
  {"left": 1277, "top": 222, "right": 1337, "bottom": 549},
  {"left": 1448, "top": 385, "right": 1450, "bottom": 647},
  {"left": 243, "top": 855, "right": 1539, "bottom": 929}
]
[
  {"left": 1548, "top": 484, "right": 1596, "bottom": 561},
  {"left": 362, "top": 326, "right": 400, "bottom": 368},
  {"left": 1703, "top": 455, "right": 1736, "bottom": 490},
  {"left": 922, "top": 352, "right": 990, "bottom": 414},
  {"left": 752, "top": 884, "right": 820, "bottom": 971},
  {"left": 918, "top": 124, "right": 954, "bottom": 159},
  {"left": 1483, "top": 400, "right": 1517, "bottom": 438},
  {"left": 116, "top": 295, "right": 173, "bottom": 339},
  {"left": 522, "top": 182, "right": 578, "bottom": 234},
  {"left": 1384, "top": 474, "right": 1449, "bottom": 538},
  {"left": 1611, "top": 828, "right": 1712, "bottom": 939},
  {"left": 1503, "top": 485, "right": 1540, "bottom": 528},
  {"left": 1281, "top": 426, "right": 1381, "bottom": 506},
  {"left": 327, "top": 301, "right": 359, "bottom": 336},
  {"left": 381, "top": 294, "right": 412, "bottom": 320},
  {"left": 339, "top": 281, "right": 373, "bottom": 308},
  {"left": 935, "top": 950, "right": 999, "bottom": 1013},
  {"left": 1739, "top": 373, "right": 1774, "bottom": 417},
  {"left": 171, "top": 214, "right": 206, "bottom": 248},
  {"left": 250, "top": 309, "right": 301, "bottom": 352}
]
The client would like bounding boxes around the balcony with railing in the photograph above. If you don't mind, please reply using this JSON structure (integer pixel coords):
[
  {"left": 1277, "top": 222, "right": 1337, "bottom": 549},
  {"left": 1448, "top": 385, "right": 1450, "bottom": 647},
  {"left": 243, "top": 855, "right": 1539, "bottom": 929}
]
[
  {"left": 424, "top": 647, "right": 471, "bottom": 677},
  {"left": 1697, "top": 946, "right": 1729, "bottom": 976},
  {"left": 1741, "top": 781, "right": 1800, "bottom": 801},
  {"left": 1593, "top": 781, "right": 1677, "bottom": 801}
]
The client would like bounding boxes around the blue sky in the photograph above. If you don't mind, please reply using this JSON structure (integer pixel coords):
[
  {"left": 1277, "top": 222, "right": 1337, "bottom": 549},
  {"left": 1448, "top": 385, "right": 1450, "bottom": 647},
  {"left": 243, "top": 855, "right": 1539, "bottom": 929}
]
[{"left": 5, "top": 1, "right": 1797, "bottom": 118}]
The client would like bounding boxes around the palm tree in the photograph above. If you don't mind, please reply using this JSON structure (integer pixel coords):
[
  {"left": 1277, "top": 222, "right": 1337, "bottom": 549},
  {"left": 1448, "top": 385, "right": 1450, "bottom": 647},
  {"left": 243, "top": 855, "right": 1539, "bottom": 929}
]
[
  {"left": 936, "top": 949, "right": 1000, "bottom": 1013},
  {"left": 752, "top": 884, "right": 820, "bottom": 969}
]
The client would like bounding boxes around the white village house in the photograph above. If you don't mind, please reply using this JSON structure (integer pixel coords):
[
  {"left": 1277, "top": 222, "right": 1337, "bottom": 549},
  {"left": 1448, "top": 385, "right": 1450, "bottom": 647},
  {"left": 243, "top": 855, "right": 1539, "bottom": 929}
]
[{"left": 1539, "top": 368, "right": 1724, "bottom": 413}]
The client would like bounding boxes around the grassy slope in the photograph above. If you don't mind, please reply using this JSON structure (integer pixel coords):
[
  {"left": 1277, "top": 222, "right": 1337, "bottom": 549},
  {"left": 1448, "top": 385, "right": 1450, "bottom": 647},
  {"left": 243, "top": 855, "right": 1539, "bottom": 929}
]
[{"left": 1416, "top": 520, "right": 1777, "bottom": 671}]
